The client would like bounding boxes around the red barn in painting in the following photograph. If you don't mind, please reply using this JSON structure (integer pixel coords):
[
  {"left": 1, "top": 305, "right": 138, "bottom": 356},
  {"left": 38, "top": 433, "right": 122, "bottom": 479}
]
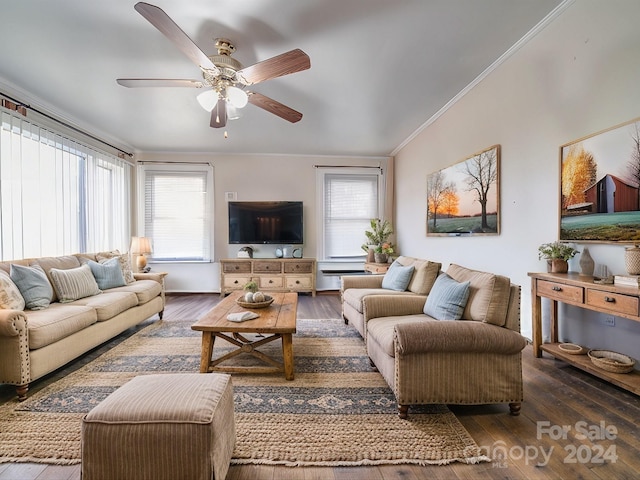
[{"left": 583, "top": 174, "right": 639, "bottom": 214}]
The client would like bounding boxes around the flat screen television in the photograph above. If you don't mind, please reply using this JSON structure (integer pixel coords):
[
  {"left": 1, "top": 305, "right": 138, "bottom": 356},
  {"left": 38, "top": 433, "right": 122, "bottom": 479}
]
[{"left": 228, "top": 201, "right": 303, "bottom": 244}]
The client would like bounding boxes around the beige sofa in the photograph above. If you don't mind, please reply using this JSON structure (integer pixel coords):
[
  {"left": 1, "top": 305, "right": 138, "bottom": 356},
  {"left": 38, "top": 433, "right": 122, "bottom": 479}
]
[
  {"left": 0, "top": 252, "right": 165, "bottom": 400},
  {"left": 341, "top": 262, "right": 526, "bottom": 418}
]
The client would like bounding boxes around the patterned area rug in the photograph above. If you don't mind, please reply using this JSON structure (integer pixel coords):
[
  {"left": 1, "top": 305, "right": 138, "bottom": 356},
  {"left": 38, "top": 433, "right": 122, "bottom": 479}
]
[{"left": 0, "top": 317, "right": 489, "bottom": 466}]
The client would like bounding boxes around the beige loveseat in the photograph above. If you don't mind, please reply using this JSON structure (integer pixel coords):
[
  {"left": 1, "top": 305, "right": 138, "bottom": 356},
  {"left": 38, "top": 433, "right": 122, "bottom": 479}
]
[
  {"left": 341, "top": 256, "right": 442, "bottom": 340},
  {"left": 0, "top": 252, "right": 165, "bottom": 400},
  {"left": 341, "top": 262, "right": 526, "bottom": 418}
]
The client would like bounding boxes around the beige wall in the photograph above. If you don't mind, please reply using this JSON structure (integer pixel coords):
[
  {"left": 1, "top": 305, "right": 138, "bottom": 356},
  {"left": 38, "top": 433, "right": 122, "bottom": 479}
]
[
  {"left": 394, "top": 0, "right": 640, "bottom": 359},
  {"left": 134, "top": 152, "right": 388, "bottom": 292}
]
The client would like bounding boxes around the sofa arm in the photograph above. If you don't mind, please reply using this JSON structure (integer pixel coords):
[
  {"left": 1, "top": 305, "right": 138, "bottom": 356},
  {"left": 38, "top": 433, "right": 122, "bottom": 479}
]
[
  {"left": 363, "top": 294, "right": 427, "bottom": 321},
  {"left": 394, "top": 320, "right": 527, "bottom": 355},
  {"left": 0, "top": 309, "right": 30, "bottom": 388},
  {"left": 341, "top": 274, "right": 384, "bottom": 291},
  {"left": 0, "top": 309, "right": 27, "bottom": 337},
  {"left": 133, "top": 272, "right": 165, "bottom": 286}
]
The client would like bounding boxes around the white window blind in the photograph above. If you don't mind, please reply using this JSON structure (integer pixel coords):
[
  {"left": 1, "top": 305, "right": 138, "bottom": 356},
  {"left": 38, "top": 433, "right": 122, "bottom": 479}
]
[
  {"left": 141, "top": 165, "right": 213, "bottom": 261},
  {"left": 0, "top": 108, "right": 131, "bottom": 260},
  {"left": 321, "top": 172, "right": 381, "bottom": 259}
]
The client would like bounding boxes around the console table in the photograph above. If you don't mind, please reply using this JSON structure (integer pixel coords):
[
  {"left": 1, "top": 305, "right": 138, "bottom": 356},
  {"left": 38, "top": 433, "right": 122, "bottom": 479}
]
[
  {"left": 220, "top": 258, "right": 316, "bottom": 297},
  {"left": 529, "top": 272, "right": 640, "bottom": 395}
]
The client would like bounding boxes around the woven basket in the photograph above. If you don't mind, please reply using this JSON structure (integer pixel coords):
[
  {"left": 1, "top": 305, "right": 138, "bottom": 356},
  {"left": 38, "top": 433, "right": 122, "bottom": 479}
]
[
  {"left": 558, "top": 343, "right": 588, "bottom": 355},
  {"left": 588, "top": 349, "right": 635, "bottom": 374}
]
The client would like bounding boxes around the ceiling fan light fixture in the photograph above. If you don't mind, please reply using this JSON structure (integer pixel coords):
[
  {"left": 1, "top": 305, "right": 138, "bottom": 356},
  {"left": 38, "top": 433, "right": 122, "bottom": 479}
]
[
  {"left": 227, "top": 104, "right": 242, "bottom": 120},
  {"left": 196, "top": 89, "right": 219, "bottom": 112},
  {"left": 226, "top": 86, "right": 248, "bottom": 109}
]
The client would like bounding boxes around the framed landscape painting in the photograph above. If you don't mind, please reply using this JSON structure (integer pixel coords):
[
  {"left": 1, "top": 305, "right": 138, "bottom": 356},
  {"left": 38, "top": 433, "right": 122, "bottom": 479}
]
[
  {"left": 426, "top": 144, "right": 500, "bottom": 236},
  {"left": 560, "top": 117, "right": 640, "bottom": 243}
]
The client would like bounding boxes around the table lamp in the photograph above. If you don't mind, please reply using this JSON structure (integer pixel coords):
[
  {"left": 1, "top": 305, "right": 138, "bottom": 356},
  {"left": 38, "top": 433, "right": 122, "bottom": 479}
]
[{"left": 130, "top": 236, "right": 152, "bottom": 272}]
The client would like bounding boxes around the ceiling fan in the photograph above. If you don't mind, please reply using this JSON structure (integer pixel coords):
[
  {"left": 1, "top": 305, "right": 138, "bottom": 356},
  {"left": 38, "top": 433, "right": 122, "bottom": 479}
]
[{"left": 117, "top": 2, "right": 311, "bottom": 129}]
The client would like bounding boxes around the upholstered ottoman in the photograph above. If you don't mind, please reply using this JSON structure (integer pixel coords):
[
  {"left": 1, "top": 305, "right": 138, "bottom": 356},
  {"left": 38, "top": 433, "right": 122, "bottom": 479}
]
[{"left": 81, "top": 373, "right": 235, "bottom": 480}]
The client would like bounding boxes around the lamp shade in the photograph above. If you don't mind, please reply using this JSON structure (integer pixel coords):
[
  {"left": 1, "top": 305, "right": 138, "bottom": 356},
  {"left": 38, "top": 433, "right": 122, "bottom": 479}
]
[
  {"left": 226, "top": 86, "right": 248, "bottom": 108},
  {"left": 130, "top": 237, "right": 152, "bottom": 255},
  {"left": 196, "top": 89, "right": 219, "bottom": 112},
  {"left": 131, "top": 237, "right": 152, "bottom": 272}
]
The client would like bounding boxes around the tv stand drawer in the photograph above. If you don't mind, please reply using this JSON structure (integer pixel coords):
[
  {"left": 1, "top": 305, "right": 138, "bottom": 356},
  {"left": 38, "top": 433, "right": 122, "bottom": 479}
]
[
  {"left": 254, "top": 261, "right": 283, "bottom": 273},
  {"left": 260, "top": 276, "right": 284, "bottom": 288},
  {"left": 286, "top": 276, "right": 312, "bottom": 290},
  {"left": 284, "top": 261, "right": 313, "bottom": 274},
  {"left": 220, "top": 258, "right": 316, "bottom": 297},
  {"left": 222, "top": 275, "right": 252, "bottom": 289},
  {"left": 222, "top": 262, "right": 251, "bottom": 273}
]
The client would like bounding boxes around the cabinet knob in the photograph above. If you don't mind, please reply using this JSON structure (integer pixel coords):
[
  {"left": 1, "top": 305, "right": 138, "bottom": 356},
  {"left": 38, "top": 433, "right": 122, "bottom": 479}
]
[
  {"left": 269, "top": 280, "right": 273, "bottom": 284},
  {"left": 604, "top": 296, "right": 615, "bottom": 303},
  {"left": 552, "top": 286, "right": 562, "bottom": 291},
  {"left": 234, "top": 280, "right": 239, "bottom": 284},
  {"left": 296, "top": 280, "right": 300, "bottom": 284}
]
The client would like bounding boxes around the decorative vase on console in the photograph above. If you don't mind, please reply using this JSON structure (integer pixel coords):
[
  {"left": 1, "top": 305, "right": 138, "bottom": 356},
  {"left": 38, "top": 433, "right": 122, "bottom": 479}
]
[{"left": 579, "top": 247, "right": 595, "bottom": 276}]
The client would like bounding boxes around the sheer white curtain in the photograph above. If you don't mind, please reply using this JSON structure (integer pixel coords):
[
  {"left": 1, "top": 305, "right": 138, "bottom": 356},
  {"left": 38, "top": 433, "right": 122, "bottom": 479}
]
[{"left": 0, "top": 108, "right": 132, "bottom": 260}]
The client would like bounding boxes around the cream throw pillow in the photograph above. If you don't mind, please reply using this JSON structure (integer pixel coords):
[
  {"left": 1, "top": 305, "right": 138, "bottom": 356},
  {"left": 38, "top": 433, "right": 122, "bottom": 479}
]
[
  {"left": 0, "top": 270, "right": 26, "bottom": 310},
  {"left": 446, "top": 264, "right": 511, "bottom": 327},
  {"left": 49, "top": 264, "right": 102, "bottom": 303},
  {"left": 396, "top": 256, "right": 441, "bottom": 295}
]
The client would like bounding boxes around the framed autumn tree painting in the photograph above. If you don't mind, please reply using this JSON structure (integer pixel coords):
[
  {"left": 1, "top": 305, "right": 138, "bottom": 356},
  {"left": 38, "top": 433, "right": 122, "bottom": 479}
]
[
  {"left": 560, "top": 117, "right": 640, "bottom": 243},
  {"left": 426, "top": 144, "right": 500, "bottom": 236}
]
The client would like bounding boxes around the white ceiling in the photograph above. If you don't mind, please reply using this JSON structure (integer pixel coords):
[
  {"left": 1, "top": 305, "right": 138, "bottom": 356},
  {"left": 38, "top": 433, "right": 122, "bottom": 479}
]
[{"left": 0, "top": 0, "right": 563, "bottom": 158}]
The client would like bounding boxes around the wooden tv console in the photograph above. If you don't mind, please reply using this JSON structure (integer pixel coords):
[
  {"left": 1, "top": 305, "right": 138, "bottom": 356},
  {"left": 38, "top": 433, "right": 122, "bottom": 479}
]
[
  {"left": 220, "top": 258, "right": 316, "bottom": 297},
  {"left": 529, "top": 271, "right": 640, "bottom": 395}
]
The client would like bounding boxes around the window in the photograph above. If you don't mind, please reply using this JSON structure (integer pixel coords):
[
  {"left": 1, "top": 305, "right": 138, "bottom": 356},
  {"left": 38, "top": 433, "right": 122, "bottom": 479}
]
[
  {"left": 0, "top": 108, "right": 132, "bottom": 260},
  {"left": 139, "top": 164, "right": 213, "bottom": 262},
  {"left": 317, "top": 168, "right": 384, "bottom": 260}
]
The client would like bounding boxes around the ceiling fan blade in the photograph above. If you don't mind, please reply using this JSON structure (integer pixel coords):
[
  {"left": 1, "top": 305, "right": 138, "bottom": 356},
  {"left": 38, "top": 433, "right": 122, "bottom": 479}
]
[
  {"left": 134, "top": 2, "right": 219, "bottom": 74},
  {"left": 210, "top": 99, "right": 227, "bottom": 128},
  {"left": 248, "top": 92, "right": 303, "bottom": 123},
  {"left": 237, "top": 49, "right": 310, "bottom": 85},
  {"left": 117, "top": 78, "right": 204, "bottom": 88}
]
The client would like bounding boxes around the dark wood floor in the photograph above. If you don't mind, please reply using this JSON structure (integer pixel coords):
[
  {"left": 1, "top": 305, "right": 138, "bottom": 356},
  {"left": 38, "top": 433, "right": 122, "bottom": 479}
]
[{"left": 2, "top": 292, "right": 640, "bottom": 480}]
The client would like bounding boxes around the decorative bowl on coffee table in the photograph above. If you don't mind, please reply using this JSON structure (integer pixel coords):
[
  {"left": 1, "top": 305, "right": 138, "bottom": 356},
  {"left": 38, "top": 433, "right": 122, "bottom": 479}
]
[{"left": 236, "top": 295, "right": 274, "bottom": 309}]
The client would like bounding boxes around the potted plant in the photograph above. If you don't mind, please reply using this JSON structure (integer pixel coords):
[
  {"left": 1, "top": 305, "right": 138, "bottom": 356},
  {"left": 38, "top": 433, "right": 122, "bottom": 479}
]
[
  {"left": 363, "top": 218, "right": 394, "bottom": 262},
  {"left": 374, "top": 242, "right": 394, "bottom": 263},
  {"left": 243, "top": 280, "right": 258, "bottom": 293},
  {"left": 538, "top": 241, "right": 579, "bottom": 273}
]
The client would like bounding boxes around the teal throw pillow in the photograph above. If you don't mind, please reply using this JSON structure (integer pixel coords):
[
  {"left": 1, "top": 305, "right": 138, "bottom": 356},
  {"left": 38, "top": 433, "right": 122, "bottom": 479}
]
[
  {"left": 423, "top": 273, "right": 471, "bottom": 320},
  {"left": 381, "top": 260, "right": 415, "bottom": 291},
  {"left": 10, "top": 264, "right": 54, "bottom": 310},
  {"left": 89, "top": 258, "right": 126, "bottom": 290}
]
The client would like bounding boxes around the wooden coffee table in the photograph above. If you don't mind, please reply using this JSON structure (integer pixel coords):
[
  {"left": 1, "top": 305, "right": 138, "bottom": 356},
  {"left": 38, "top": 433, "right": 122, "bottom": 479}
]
[{"left": 191, "top": 291, "right": 298, "bottom": 380}]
